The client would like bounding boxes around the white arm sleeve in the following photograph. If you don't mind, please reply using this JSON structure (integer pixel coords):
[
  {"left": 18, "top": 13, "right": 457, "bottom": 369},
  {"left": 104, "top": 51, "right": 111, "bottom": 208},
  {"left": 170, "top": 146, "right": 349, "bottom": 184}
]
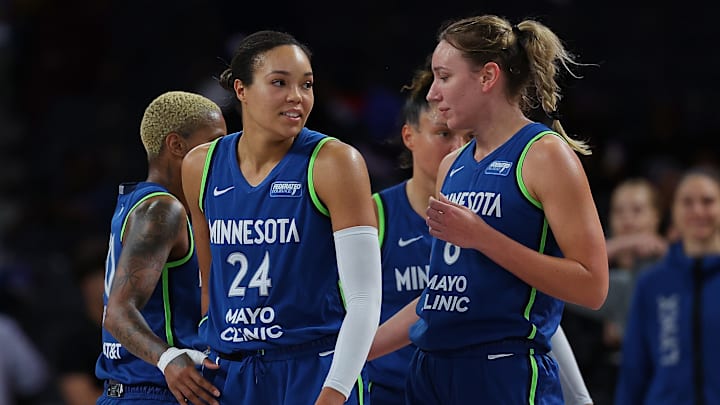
[
  {"left": 323, "top": 226, "right": 382, "bottom": 400},
  {"left": 550, "top": 325, "right": 593, "bottom": 405}
]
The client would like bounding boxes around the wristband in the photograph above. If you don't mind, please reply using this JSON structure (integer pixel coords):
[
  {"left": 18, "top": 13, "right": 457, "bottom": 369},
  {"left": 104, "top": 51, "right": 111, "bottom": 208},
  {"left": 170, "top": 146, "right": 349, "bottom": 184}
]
[{"left": 157, "top": 347, "right": 208, "bottom": 374}]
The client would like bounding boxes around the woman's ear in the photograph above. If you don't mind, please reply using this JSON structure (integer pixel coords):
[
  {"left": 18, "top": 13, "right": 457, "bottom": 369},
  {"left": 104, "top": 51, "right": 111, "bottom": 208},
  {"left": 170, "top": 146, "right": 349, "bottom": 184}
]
[
  {"left": 479, "top": 62, "right": 501, "bottom": 92},
  {"left": 234, "top": 79, "right": 246, "bottom": 102},
  {"left": 165, "top": 133, "right": 187, "bottom": 158},
  {"left": 401, "top": 124, "right": 414, "bottom": 150}
]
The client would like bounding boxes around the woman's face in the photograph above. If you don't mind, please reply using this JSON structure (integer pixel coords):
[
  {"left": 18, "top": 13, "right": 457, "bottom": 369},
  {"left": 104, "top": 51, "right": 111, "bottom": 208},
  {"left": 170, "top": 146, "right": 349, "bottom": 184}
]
[
  {"left": 405, "top": 107, "right": 472, "bottom": 182},
  {"left": 672, "top": 174, "right": 720, "bottom": 244},
  {"left": 239, "top": 44, "right": 314, "bottom": 139},
  {"left": 426, "top": 40, "right": 483, "bottom": 131},
  {"left": 610, "top": 183, "right": 660, "bottom": 237}
]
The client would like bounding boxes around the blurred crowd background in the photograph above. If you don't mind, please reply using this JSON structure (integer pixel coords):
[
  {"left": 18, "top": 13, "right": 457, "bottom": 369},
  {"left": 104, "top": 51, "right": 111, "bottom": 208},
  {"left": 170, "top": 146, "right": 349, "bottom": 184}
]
[{"left": 1, "top": 0, "right": 718, "bottom": 404}]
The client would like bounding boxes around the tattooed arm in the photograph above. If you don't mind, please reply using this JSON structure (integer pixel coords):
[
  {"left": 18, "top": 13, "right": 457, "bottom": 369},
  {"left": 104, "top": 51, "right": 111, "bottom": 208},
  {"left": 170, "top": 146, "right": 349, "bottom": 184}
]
[
  {"left": 104, "top": 195, "right": 219, "bottom": 405},
  {"left": 104, "top": 195, "right": 185, "bottom": 363}
]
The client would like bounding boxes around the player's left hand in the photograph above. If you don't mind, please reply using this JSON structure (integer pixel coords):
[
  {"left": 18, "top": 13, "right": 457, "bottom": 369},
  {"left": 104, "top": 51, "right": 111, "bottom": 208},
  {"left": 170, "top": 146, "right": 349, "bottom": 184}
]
[{"left": 427, "top": 194, "right": 483, "bottom": 249}]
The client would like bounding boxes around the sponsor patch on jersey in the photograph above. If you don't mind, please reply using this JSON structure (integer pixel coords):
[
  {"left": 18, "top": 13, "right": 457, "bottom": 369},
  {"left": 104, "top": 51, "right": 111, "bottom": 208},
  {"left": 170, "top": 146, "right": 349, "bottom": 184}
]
[
  {"left": 270, "top": 181, "right": 303, "bottom": 198},
  {"left": 484, "top": 160, "right": 513, "bottom": 176}
]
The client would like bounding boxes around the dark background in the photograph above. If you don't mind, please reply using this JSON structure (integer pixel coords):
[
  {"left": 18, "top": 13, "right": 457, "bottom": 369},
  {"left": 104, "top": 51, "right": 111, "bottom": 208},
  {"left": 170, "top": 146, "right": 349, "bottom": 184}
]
[{"left": 1, "top": 1, "right": 718, "bottom": 403}]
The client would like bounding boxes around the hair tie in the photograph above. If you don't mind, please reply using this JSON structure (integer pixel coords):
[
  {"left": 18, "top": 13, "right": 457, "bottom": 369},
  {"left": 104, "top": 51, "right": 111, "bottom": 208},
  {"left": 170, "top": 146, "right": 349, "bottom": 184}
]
[{"left": 546, "top": 110, "right": 562, "bottom": 121}]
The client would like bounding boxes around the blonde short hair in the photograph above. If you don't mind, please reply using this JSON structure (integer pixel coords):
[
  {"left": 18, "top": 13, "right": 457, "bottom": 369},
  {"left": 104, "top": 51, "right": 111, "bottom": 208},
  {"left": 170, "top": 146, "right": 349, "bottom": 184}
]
[{"left": 140, "top": 91, "right": 222, "bottom": 157}]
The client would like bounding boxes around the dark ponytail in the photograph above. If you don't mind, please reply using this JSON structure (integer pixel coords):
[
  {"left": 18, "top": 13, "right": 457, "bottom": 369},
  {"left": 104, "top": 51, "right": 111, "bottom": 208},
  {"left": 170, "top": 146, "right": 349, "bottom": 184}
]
[{"left": 219, "top": 68, "right": 234, "bottom": 91}]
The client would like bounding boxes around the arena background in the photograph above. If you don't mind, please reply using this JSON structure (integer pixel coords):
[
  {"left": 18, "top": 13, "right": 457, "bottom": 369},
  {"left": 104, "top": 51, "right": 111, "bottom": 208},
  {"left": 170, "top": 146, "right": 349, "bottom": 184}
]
[{"left": 0, "top": 1, "right": 718, "bottom": 404}]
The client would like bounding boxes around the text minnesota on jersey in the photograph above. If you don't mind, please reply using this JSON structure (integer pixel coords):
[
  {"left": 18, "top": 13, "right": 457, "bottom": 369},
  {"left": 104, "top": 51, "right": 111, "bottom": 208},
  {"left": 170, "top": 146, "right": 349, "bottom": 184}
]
[
  {"left": 209, "top": 217, "right": 299, "bottom": 343},
  {"left": 422, "top": 190, "right": 503, "bottom": 313}
]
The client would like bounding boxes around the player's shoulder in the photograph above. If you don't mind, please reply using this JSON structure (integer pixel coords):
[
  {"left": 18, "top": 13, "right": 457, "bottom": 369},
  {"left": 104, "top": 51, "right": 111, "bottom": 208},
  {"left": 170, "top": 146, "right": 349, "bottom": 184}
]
[
  {"left": 313, "top": 135, "right": 365, "bottom": 172},
  {"left": 132, "top": 193, "right": 185, "bottom": 220},
  {"left": 529, "top": 131, "right": 571, "bottom": 153},
  {"left": 120, "top": 192, "right": 186, "bottom": 245},
  {"left": 523, "top": 131, "right": 582, "bottom": 175},
  {"left": 186, "top": 138, "right": 217, "bottom": 163},
  {"left": 315, "top": 135, "right": 356, "bottom": 156},
  {"left": 183, "top": 137, "right": 226, "bottom": 181}
]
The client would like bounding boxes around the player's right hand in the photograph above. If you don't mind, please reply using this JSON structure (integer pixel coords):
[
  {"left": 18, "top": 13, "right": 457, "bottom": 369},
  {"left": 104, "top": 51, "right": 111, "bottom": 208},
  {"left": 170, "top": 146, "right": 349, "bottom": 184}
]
[{"left": 164, "top": 354, "right": 220, "bottom": 405}]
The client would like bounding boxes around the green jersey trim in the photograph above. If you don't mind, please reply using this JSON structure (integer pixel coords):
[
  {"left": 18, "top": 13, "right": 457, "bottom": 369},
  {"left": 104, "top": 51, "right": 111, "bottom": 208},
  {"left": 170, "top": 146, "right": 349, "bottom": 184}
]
[
  {"left": 515, "top": 130, "right": 561, "bottom": 340},
  {"left": 528, "top": 348, "right": 539, "bottom": 404},
  {"left": 308, "top": 137, "right": 337, "bottom": 217},
  {"left": 515, "top": 130, "right": 559, "bottom": 210},
  {"left": 199, "top": 138, "right": 221, "bottom": 214},
  {"left": 372, "top": 193, "right": 386, "bottom": 248}
]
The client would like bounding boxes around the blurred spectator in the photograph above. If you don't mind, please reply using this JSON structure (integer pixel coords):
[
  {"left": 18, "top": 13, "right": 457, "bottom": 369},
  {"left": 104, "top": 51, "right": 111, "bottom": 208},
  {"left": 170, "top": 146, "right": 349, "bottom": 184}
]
[
  {"left": 602, "top": 178, "right": 667, "bottom": 344},
  {"left": 0, "top": 314, "right": 50, "bottom": 404},
  {"left": 616, "top": 166, "right": 720, "bottom": 404}
]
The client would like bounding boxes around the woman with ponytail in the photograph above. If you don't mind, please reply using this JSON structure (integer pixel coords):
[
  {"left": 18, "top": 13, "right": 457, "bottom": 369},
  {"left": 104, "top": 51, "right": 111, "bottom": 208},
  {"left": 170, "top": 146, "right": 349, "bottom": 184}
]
[
  {"left": 389, "top": 14, "right": 607, "bottom": 404},
  {"left": 181, "top": 30, "right": 381, "bottom": 405}
]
